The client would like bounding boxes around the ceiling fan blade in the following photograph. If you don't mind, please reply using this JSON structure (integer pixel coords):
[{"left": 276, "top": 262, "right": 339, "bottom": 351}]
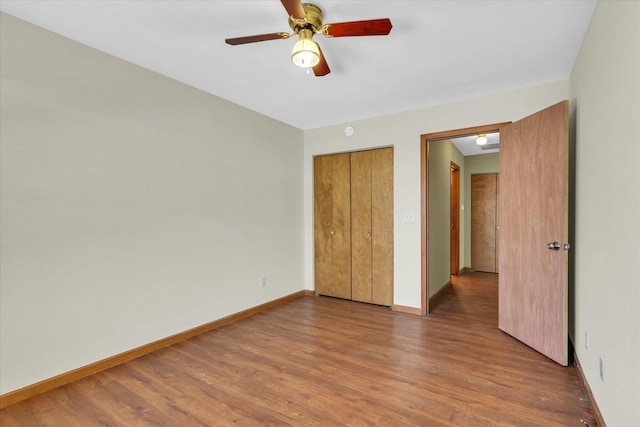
[
  {"left": 324, "top": 18, "right": 392, "bottom": 37},
  {"left": 313, "top": 45, "right": 330, "bottom": 77},
  {"left": 281, "top": 0, "right": 306, "bottom": 20},
  {"left": 225, "top": 32, "right": 289, "bottom": 46}
]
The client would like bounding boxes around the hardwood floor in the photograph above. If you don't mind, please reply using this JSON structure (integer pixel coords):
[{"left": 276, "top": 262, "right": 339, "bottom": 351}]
[{"left": 0, "top": 272, "right": 597, "bottom": 426}]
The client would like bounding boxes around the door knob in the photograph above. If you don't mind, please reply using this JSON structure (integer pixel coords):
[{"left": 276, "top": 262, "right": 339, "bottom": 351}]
[
  {"left": 547, "top": 242, "right": 570, "bottom": 250},
  {"left": 547, "top": 242, "right": 561, "bottom": 250}
]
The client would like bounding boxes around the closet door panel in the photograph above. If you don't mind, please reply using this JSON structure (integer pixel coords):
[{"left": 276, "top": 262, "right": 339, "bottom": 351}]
[
  {"left": 314, "top": 153, "right": 352, "bottom": 299},
  {"left": 330, "top": 153, "right": 352, "bottom": 299},
  {"left": 314, "top": 148, "right": 393, "bottom": 306},
  {"left": 314, "top": 155, "right": 333, "bottom": 296},
  {"left": 351, "top": 151, "right": 373, "bottom": 303},
  {"left": 371, "top": 148, "right": 394, "bottom": 306}
]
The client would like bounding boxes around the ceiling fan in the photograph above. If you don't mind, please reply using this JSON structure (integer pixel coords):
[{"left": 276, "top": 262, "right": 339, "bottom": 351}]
[{"left": 225, "top": 0, "right": 392, "bottom": 77}]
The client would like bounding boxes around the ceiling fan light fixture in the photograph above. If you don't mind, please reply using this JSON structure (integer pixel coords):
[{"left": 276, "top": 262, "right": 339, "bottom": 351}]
[
  {"left": 226, "top": 2, "right": 392, "bottom": 77},
  {"left": 291, "top": 33, "right": 320, "bottom": 68},
  {"left": 476, "top": 134, "right": 488, "bottom": 146}
]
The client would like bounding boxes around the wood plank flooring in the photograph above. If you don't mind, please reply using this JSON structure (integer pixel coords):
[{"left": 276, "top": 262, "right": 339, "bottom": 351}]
[{"left": 0, "top": 272, "right": 597, "bottom": 426}]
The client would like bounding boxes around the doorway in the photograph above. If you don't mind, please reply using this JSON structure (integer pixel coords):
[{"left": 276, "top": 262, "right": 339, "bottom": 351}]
[
  {"left": 420, "top": 122, "right": 510, "bottom": 315},
  {"left": 421, "top": 101, "right": 569, "bottom": 366}
]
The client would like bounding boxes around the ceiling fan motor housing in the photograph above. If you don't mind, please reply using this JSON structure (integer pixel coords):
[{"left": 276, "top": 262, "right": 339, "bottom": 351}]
[{"left": 289, "top": 3, "right": 323, "bottom": 34}]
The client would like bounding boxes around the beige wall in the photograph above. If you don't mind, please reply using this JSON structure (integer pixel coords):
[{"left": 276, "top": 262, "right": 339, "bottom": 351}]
[
  {"left": 0, "top": 13, "right": 304, "bottom": 394},
  {"left": 463, "top": 153, "right": 500, "bottom": 268},
  {"left": 428, "top": 140, "right": 465, "bottom": 296},
  {"left": 569, "top": 1, "right": 640, "bottom": 425}
]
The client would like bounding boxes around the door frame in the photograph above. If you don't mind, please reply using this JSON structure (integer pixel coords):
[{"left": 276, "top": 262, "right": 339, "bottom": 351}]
[
  {"left": 420, "top": 122, "right": 510, "bottom": 315},
  {"left": 450, "top": 161, "right": 461, "bottom": 276}
]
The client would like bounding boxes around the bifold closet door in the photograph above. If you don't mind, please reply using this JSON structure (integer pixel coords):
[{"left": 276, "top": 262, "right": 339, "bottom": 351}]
[
  {"left": 351, "top": 151, "right": 373, "bottom": 302},
  {"left": 371, "top": 148, "right": 394, "bottom": 305},
  {"left": 314, "top": 153, "right": 352, "bottom": 299},
  {"left": 351, "top": 148, "right": 394, "bottom": 306}
]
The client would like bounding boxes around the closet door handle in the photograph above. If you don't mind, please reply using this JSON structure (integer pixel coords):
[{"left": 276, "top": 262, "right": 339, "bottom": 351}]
[
  {"left": 330, "top": 230, "right": 335, "bottom": 236},
  {"left": 367, "top": 231, "right": 372, "bottom": 237}
]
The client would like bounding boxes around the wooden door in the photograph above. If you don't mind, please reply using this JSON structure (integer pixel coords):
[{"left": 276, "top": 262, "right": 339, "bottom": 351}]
[
  {"left": 471, "top": 173, "right": 498, "bottom": 273},
  {"left": 314, "top": 153, "right": 352, "bottom": 299},
  {"left": 498, "top": 100, "right": 569, "bottom": 366},
  {"left": 496, "top": 174, "right": 500, "bottom": 273},
  {"left": 351, "top": 150, "right": 373, "bottom": 303},
  {"left": 450, "top": 162, "right": 461, "bottom": 276},
  {"left": 370, "top": 148, "right": 394, "bottom": 306},
  {"left": 351, "top": 148, "right": 394, "bottom": 306}
]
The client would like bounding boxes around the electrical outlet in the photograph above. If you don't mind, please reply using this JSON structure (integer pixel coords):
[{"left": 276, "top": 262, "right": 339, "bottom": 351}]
[
  {"left": 260, "top": 276, "right": 267, "bottom": 288},
  {"left": 599, "top": 357, "right": 604, "bottom": 381},
  {"left": 584, "top": 332, "right": 589, "bottom": 350}
]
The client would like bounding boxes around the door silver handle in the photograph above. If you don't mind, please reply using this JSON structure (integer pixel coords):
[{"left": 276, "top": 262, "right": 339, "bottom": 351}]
[{"left": 547, "top": 242, "right": 571, "bottom": 251}]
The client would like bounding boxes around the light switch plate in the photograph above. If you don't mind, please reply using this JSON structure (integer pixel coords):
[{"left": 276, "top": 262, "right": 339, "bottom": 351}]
[{"left": 403, "top": 212, "right": 416, "bottom": 223}]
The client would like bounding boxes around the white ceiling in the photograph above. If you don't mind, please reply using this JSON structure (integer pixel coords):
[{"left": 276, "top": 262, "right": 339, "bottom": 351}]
[
  {"left": 450, "top": 132, "right": 500, "bottom": 156},
  {"left": 0, "top": 0, "right": 597, "bottom": 130}
]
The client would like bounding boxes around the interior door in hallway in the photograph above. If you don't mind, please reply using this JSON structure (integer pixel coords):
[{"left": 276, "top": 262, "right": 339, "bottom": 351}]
[
  {"left": 450, "top": 162, "right": 461, "bottom": 276},
  {"left": 498, "top": 100, "right": 569, "bottom": 366},
  {"left": 471, "top": 173, "right": 498, "bottom": 273}
]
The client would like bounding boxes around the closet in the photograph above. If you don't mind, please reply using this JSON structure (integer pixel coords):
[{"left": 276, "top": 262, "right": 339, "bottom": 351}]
[
  {"left": 471, "top": 173, "right": 499, "bottom": 273},
  {"left": 314, "top": 147, "right": 393, "bottom": 306}
]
